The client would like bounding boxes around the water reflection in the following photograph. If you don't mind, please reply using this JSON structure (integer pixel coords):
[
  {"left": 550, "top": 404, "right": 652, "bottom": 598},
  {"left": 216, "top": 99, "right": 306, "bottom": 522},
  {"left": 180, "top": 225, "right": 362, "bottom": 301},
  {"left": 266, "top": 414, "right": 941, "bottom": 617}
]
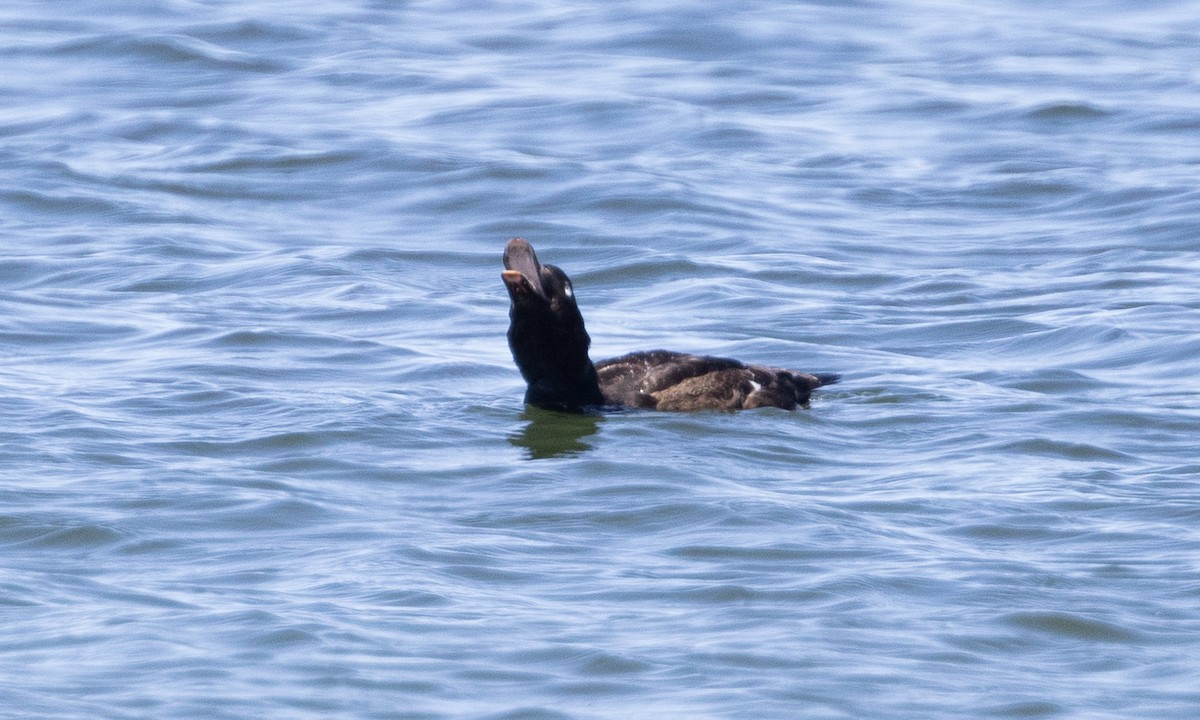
[{"left": 509, "top": 407, "right": 603, "bottom": 459}]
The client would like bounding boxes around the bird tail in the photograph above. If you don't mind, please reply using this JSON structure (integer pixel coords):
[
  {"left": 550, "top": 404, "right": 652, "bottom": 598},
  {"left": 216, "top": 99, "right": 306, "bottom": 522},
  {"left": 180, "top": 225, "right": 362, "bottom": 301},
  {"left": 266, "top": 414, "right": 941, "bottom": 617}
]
[{"left": 812, "top": 373, "right": 841, "bottom": 388}]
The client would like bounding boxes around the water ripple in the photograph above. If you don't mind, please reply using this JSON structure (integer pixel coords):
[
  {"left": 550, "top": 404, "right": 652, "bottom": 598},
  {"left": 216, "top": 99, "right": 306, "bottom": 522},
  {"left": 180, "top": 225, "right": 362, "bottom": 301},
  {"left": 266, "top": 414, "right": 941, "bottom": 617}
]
[{"left": 3, "top": 1, "right": 1200, "bottom": 719}]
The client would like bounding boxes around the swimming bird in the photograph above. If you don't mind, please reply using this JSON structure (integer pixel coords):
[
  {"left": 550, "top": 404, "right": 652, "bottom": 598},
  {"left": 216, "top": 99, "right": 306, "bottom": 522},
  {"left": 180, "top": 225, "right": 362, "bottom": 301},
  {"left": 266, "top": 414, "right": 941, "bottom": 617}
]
[{"left": 502, "top": 238, "right": 839, "bottom": 412}]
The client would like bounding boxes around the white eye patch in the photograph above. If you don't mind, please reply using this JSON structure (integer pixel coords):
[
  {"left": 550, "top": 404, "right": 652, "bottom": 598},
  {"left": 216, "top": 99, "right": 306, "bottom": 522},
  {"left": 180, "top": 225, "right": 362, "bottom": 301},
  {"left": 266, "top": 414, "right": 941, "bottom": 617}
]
[{"left": 563, "top": 283, "right": 573, "bottom": 298}]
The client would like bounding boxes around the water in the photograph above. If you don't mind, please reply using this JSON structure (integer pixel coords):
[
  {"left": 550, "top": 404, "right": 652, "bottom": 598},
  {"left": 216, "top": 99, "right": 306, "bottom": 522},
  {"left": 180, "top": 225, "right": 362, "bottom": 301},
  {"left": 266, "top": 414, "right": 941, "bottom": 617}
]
[{"left": 3, "top": 1, "right": 1199, "bottom": 717}]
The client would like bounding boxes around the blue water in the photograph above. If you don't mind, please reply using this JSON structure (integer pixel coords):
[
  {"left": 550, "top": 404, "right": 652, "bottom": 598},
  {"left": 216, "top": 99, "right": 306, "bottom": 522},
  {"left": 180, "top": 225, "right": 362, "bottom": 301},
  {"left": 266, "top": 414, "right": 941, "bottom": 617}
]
[{"left": 3, "top": 1, "right": 1200, "bottom": 718}]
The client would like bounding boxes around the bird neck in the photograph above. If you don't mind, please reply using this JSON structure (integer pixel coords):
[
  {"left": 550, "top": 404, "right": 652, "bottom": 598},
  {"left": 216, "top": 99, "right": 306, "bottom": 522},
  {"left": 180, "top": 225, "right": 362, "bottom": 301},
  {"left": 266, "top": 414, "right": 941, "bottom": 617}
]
[{"left": 508, "top": 316, "right": 604, "bottom": 410}]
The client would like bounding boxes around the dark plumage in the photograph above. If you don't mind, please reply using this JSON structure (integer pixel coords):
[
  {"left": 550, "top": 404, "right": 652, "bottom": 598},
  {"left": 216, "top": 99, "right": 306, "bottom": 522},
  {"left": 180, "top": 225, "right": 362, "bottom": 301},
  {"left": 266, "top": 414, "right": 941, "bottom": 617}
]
[{"left": 502, "top": 238, "right": 839, "bottom": 412}]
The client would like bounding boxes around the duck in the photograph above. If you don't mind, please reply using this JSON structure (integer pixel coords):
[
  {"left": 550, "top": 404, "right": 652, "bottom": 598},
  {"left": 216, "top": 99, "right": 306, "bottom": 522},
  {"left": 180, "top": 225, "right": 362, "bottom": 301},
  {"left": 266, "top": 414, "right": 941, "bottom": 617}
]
[{"left": 502, "top": 238, "right": 839, "bottom": 412}]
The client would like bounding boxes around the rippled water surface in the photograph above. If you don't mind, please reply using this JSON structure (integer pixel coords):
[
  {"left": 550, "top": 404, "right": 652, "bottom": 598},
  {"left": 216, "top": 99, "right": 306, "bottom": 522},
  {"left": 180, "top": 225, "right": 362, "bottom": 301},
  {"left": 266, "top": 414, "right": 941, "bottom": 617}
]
[{"left": 3, "top": 1, "right": 1200, "bottom": 718}]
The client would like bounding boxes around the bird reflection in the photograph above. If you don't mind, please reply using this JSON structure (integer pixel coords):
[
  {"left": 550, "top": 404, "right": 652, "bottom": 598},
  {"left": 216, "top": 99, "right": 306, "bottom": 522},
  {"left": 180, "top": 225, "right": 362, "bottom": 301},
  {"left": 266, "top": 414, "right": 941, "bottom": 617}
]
[{"left": 509, "top": 407, "right": 603, "bottom": 459}]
